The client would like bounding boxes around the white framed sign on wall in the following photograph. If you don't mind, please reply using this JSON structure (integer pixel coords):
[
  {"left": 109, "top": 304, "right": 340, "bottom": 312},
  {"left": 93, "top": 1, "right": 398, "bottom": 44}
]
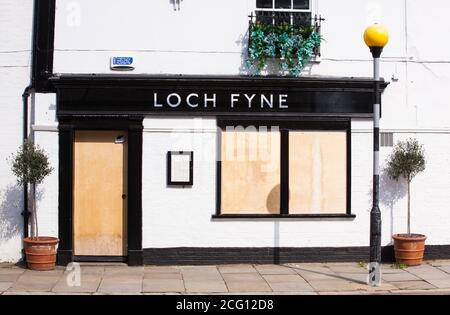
[{"left": 167, "top": 151, "right": 194, "bottom": 186}]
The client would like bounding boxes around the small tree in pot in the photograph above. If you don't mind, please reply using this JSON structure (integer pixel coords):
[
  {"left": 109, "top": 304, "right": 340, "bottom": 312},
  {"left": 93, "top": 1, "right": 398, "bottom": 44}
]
[
  {"left": 10, "top": 139, "right": 59, "bottom": 270},
  {"left": 385, "top": 138, "right": 426, "bottom": 266}
]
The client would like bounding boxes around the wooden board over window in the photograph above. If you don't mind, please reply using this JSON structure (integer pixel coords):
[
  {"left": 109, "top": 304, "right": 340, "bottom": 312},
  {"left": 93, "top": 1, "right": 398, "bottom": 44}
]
[
  {"left": 221, "top": 130, "right": 281, "bottom": 214},
  {"left": 289, "top": 131, "right": 347, "bottom": 214}
]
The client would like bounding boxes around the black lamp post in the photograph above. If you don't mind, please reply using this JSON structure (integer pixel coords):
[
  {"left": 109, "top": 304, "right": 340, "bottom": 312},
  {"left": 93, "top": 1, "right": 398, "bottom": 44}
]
[{"left": 364, "top": 23, "right": 389, "bottom": 287}]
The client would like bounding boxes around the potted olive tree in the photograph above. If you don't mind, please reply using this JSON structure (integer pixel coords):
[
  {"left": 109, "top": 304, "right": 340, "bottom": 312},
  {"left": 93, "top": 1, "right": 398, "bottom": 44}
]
[
  {"left": 10, "top": 139, "right": 58, "bottom": 270},
  {"left": 385, "top": 138, "right": 426, "bottom": 266}
]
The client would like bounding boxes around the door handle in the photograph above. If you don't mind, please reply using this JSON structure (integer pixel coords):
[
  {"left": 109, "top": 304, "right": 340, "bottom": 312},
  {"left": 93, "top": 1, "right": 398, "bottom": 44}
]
[{"left": 122, "top": 194, "right": 127, "bottom": 199}]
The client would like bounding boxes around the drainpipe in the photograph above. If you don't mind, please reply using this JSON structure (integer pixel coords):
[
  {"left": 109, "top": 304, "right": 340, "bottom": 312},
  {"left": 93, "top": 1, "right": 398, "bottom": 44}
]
[
  {"left": 21, "top": 86, "right": 34, "bottom": 241},
  {"left": 21, "top": 0, "right": 38, "bottom": 255}
]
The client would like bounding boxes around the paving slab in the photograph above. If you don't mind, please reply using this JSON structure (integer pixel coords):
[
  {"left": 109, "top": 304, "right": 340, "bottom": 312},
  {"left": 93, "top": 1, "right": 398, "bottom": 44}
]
[
  {"left": 222, "top": 273, "right": 271, "bottom": 293},
  {"left": 183, "top": 280, "right": 228, "bottom": 293},
  {"left": 0, "top": 282, "right": 13, "bottom": 292},
  {"left": 350, "top": 282, "right": 397, "bottom": 291},
  {"left": 0, "top": 272, "right": 25, "bottom": 282},
  {"left": 326, "top": 263, "right": 367, "bottom": 274},
  {"left": 390, "top": 289, "right": 450, "bottom": 295},
  {"left": 319, "top": 290, "right": 391, "bottom": 295},
  {"left": 144, "top": 272, "right": 182, "bottom": 280},
  {"left": 178, "top": 265, "right": 219, "bottom": 272},
  {"left": 143, "top": 277, "right": 185, "bottom": 293},
  {"left": 407, "top": 266, "right": 450, "bottom": 281},
  {"left": 425, "top": 278, "right": 450, "bottom": 289},
  {"left": 104, "top": 266, "right": 144, "bottom": 276},
  {"left": 254, "top": 265, "right": 297, "bottom": 275},
  {"left": 8, "top": 270, "right": 64, "bottom": 292},
  {"left": 428, "top": 260, "right": 450, "bottom": 267},
  {"left": 382, "top": 272, "right": 421, "bottom": 282},
  {"left": 98, "top": 277, "right": 143, "bottom": 294},
  {"left": 263, "top": 274, "right": 314, "bottom": 292},
  {"left": 143, "top": 271, "right": 184, "bottom": 292},
  {"left": 218, "top": 264, "right": 257, "bottom": 274},
  {"left": 144, "top": 266, "right": 180, "bottom": 274},
  {"left": 52, "top": 274, "right": 102, "bottom": 293},
  {"left": 290, "top": 266, "right": 339, "bottom": 281},
  {"left": 308, "top": 279, "right": 356, "bottom": 292},
  {"left": 77, "top": 266, "right": 105, "bottom": 275},
  {"left": 390, "top": 280, "right": 437, "bottom": 290},
  {"left": 181, "top": 267, "right": 227, "bottom": 293},
  {"left": 2, "top": 291, "right": 56, "bottom": 295},
  {"left": 334, "top": 273, "right": 368, "bottom": 284},
  {"left": 381, "top": 265, "right": 409, "bottom": 274},
  {"left": 437, "top": 266, "right": 450, "bottom": 274}
]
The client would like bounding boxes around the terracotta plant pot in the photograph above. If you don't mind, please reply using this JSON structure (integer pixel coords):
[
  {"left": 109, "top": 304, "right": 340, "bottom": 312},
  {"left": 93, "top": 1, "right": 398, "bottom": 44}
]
[
  {"left": 23, "top": 237, "right": 59, "bottom": 271},
  {"left": 392, "top": 234, "right": 426, "bottom": 266}
]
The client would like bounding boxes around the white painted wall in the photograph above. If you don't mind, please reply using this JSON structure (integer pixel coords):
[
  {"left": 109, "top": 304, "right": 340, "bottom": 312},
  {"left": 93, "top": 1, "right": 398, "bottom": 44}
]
[
  {"left": 0, "top": 0, "right": 34, "bottom": 262},
  {"left": 2, "top": 0, "right": 450, "bottom": 261}
]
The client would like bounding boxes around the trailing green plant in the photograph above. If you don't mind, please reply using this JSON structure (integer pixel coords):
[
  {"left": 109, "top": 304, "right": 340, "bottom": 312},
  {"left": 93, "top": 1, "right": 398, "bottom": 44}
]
[
  {"left": 9, "top": 139, "right": 53, "bottom": 237},
  {"left": 357, "top": 261, "right": 367, "bottom": 269},
  {"left": 247, "top": 22, "right": 322, "bottom": 76},
  {"left": 391, "top": 262, "right": 407, "bottom": 269},
  {"left": 385, "top": 138, "right": 426, "bottom": 235}
]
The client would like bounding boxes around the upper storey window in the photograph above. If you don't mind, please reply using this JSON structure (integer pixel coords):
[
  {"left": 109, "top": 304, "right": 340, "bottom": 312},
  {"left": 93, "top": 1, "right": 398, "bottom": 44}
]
[{"left": 256, "top": 0, "right": 312, "bottom": 27}]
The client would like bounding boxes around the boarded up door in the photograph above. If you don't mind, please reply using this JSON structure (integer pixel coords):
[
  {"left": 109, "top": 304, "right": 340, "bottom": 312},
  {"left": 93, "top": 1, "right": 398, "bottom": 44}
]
[{"left": 73, "top": 131, "right": 128, "bottom": 256}]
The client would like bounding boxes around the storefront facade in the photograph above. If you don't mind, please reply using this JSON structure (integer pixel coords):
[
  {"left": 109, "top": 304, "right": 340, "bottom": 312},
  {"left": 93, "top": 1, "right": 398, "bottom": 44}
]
[{"left": 2, "top": 0, "right": 450, "bottom": 265}]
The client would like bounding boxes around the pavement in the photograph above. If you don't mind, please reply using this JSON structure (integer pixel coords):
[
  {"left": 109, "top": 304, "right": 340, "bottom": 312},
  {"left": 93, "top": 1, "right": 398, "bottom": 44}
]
[{"left": 1, "top": 260, "right": 450, "bottom": 295}]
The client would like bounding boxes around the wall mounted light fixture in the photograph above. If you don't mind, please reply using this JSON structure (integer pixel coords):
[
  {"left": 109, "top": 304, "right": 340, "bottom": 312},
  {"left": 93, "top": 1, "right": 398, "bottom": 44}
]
[{"left": 172, "top": 0, "right": 182, "bottom": 11}]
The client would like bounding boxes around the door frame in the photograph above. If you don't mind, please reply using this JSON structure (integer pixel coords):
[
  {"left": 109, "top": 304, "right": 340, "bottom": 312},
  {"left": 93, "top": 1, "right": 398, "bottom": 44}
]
[{"left": 57, "top": 116, "right": 143, "bottom": 266}]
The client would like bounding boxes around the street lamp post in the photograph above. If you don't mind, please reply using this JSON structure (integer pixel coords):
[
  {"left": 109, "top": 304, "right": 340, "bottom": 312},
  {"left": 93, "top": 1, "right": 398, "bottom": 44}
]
[{"left": 364, "top": 24, "right": 389, "bottom": 287}]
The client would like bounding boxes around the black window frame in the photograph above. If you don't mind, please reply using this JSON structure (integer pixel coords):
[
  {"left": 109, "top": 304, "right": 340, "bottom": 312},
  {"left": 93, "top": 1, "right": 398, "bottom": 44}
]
[
  {"left": 255, "top": 0, "right": 313, "bottom": 27},
  {"left": 167, "top": 151, "right": 194, "bottom": 186},
  {"left": 214, "top": 117, "right": 354, "bottom": 219}
]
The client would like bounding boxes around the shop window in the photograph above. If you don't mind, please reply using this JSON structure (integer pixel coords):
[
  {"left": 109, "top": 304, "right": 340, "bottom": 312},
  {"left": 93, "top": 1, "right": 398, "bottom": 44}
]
[
  {"left": 255, "top": 0, "right": 312, "bottom": 27},
  {"left": 289, "top": 131, "right": 347, "bottom": 214},
  {"left": 217, "top": 120, "right": 351, "bottom": 217},
  {"left": 221, "top": 127, "right": 281, "bottom": 214}
]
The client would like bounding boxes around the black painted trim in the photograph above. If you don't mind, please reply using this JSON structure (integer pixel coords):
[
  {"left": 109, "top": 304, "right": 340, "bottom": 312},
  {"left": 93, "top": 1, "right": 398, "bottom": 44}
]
[
  {"left": 51, "top": 75, "right": 388, "bottom": 117},
  {"left": 346, "top": 122, "right": 352, "bottom": 216},
  {"left": 212, "top": 214, "right": 356, "bottom": 219},
  {"left": 280, "top": 130, "right": 289, "bottom": 214},
  {"left": 74, "top": 256, "right": 127, "bottom": 263},
  {"left": 57, "top": 126, "right": 73, "bottom": 265},
  {"left": 33, "top": 0, "right": 56, "bottom": 92},
  {"left": 215, "top": 130, "right": 222, "bottom": 216},
  {"left": 57, "top": 117, "right": 144, "bottom": 266},
  {"left": 143, "top": 245, "right": 450, "bottom": 265},
  {"left": 167, "top": 151, "right": 194, "bottom": 186},
  {"left": 56, "top": 250, "right": 73, "bottom": 266}
]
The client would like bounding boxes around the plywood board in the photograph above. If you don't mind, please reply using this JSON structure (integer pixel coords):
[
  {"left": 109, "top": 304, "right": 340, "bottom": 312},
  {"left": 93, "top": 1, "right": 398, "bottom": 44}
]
[
  {"left": 221, "top": 131, "right": 280, "bottom": 214},
  {"left": 289, "top": 131, "right": 347, "bottom": 214},
  {"left": 73, "top": 131, "right": 128, "bottom": 256}
]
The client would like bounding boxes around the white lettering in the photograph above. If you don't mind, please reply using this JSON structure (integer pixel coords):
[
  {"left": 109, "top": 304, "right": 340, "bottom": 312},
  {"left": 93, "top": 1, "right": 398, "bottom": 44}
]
[
  {"left": 187, "top": 93, "right": 199, "bottom": 108},
  {"left": 167, "top": 93, "right": 181, "bottom": 107},
  {"left": 153, "top": 93, "right": 163, "bottom": 107},
  {"left": 176, "top": 299, "right": 210, "bottom": 312},
  {"left": 261, "top": 94, "right": 273, "bottom": 108},
  {"left": 204, "top": 93, "right": 216, "bottom": 108},
  {"left": 244, "top": 94, "right": 256, "bottom": 108},
  {"left": 230, "top": 94, "right": 240, "bottom": 108},
  {"left": 279, "top": 94, "right": 288, "bottom": 108}
]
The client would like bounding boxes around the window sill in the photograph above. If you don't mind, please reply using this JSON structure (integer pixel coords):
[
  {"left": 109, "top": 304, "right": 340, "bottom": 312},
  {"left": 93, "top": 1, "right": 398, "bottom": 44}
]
[{"left": 212, "top": 214, "right": 356, "bottom": 219}]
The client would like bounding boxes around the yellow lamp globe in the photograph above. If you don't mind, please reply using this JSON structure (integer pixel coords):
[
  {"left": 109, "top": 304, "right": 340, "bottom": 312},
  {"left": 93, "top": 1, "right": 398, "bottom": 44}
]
[{"left": 364, "top": 24, "right": 389, "bottom": 48}]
